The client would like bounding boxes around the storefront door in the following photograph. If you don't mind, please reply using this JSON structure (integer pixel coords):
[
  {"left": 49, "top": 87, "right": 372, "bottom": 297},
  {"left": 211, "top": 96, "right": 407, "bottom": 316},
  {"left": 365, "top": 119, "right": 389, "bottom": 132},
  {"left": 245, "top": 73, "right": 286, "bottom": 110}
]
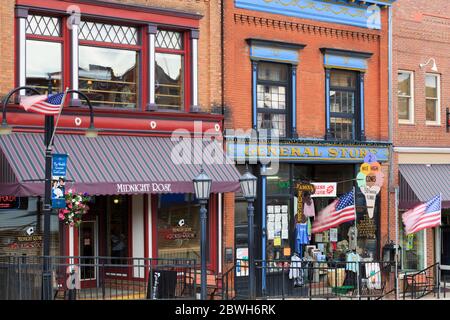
[
  {"left": 79, "top": 220, "right": 98, "bottom": 287},
  {"left": 441, "top": 227, "right": 450, "bottom": 276}
]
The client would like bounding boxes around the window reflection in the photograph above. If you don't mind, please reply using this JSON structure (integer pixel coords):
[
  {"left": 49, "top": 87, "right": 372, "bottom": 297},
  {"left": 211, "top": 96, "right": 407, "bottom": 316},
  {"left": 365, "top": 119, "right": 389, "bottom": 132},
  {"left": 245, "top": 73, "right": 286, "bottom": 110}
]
[
  {"left": 79, "top": 46, "right": 138, "bottom": 109},
  {"left": 155, "top": 53, "right": 184, "bottom": 111},
  {"left": 157, "top": 194, "right": 200, "bottom": 260},
  {"left": 26, "top": 40, "right": 62, "bottom": 92}
]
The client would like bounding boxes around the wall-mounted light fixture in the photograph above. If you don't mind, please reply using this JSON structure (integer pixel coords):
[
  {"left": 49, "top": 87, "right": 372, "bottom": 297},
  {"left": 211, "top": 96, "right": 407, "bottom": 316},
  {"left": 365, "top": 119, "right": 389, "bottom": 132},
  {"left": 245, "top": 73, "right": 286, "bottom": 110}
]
[{"left": 419, "top": 58, "right": 438, "bottom": 72}]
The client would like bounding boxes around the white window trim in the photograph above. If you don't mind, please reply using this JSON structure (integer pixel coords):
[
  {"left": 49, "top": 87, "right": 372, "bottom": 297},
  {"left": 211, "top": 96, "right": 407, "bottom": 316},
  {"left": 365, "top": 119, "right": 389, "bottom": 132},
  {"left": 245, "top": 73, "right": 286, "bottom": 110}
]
[
  {"left": 425, "top": 73, "right": 441, "bottom": 126},
  {"left": 398, "top": 70, "right": 415, "bottom": 125}
]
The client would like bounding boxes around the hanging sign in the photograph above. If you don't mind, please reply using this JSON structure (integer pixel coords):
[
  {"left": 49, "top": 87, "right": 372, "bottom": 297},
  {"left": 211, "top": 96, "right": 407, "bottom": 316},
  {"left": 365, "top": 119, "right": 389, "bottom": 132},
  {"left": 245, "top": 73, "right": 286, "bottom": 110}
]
[
  {"left": 356, "top": 153, "right": 384, "bottom": 218},
  {"left": 311, "top": 183, "right": 337, "bottom": 198},
  {"left": 296, "top": 183, "right": 315, "bottom": 222},
  {"left": 52, "top": 154, "right": 68, "bottom": 209}
]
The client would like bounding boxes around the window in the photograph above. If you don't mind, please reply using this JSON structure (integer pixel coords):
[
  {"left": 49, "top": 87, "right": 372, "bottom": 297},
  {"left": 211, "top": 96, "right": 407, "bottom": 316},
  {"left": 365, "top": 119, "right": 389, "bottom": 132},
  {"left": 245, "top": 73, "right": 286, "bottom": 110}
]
[
  {"left": 400, "top": 223, "right": 425, "bottom": 271},
  {"left": 78, "top": 21, "right": 140, "bottom": 109},
  {"left": 108, "top": 196, "right": 129, "bottom": 263},
  {"left": 155, "top": 30, "right": 185, "bottom": 111},
  {"left": 25, "top": 15, "right": 62, "bottom": 92},
  {"left": 425, "top": 73, "right": 440, "bottom": 124},
  {"left": 329, "top": 70, "right": 358, "bottom": 140},
  {"left": 157, "top": 194, "right": 201, "bottom": 260},
  {"left": 398, "top": 71, "right": 414, "bottom": 124},
  {"left": 256, "top": 62, "right": 289, "bottom": 137}
]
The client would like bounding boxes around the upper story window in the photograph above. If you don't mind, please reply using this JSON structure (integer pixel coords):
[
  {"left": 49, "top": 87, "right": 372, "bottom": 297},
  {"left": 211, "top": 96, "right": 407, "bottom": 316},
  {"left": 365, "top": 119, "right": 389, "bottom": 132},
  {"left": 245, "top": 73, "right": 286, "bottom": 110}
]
[
  {"left": 425, "top": 73, "right": 440, "bottom": 125},
  {"left": 25, "top": 15, "right": 62, "bottom": 92},
  {"left": 398, "top": 71, "right": 414, "bottom": 124},
  {"left": 256, "top": 62, "right": 289, "bottom": 138},
  {"left": 155, "top": 30, "right": 185, "bottom": 111},
  {"left": 329, "top": 70, "right": 358, "bottom": 140},
  {"left": 78, "top": 21, "right": 140, "bottom": 109}
]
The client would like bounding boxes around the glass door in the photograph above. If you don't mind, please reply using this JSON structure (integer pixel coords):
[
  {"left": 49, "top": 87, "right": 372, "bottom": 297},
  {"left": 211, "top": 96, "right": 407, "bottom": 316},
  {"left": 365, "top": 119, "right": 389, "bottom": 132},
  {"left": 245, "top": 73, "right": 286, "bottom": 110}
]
[{"left": 79, "top": 220, "right": 98, "bottom": 285}]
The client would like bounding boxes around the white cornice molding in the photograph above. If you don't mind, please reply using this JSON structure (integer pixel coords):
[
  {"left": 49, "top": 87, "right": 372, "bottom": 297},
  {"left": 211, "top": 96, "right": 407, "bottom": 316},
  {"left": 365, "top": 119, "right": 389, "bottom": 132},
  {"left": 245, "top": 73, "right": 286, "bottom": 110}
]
[{"left": 394, "top": 147, "right": 450, "bottom": 154}]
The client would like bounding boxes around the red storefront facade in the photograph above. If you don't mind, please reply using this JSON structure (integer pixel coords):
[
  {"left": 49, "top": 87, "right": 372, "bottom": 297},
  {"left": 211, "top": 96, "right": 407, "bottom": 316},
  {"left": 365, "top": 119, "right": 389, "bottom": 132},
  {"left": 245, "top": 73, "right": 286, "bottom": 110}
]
[{"left": 0, "top": 0, "right": 238, "bottom": 286}]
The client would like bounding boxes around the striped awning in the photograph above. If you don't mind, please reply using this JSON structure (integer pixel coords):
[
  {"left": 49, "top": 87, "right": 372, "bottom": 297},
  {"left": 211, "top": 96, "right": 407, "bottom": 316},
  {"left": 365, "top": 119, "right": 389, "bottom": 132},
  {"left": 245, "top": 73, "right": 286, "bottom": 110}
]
[
  {"left": 399, "top": 164, "right": 450, "bottom": 209},
  {"left": 0, "top": 133, "right": 241, "bottom": 196}
]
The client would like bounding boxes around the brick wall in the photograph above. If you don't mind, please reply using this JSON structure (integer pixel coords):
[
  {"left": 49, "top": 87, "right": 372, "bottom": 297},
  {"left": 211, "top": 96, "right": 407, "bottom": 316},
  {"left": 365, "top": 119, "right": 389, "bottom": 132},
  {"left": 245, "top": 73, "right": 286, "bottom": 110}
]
[
  {"left": 0, "top": 0, "right": 222, "bottom": 113},
  {"left": 392, "top": 0, "right": 450, "bottom": 269},
  {"left": 223, "top": 1, "right": 391, "bottom": 264}
]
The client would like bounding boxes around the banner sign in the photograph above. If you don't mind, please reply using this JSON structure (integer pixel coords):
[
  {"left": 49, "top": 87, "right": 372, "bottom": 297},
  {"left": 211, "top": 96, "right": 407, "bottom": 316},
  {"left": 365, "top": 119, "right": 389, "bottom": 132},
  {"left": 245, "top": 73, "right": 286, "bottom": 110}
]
[
  {"left": 311, "top": 183, "right": 337, "bottom": 198},
  {"left": 52, "top": 154, "right": 68, "bottom": 209},
  {"left": 226, "top": 140, "right": 390, "bottom": 163},
  {"left": 356, "top": 153, "right": 384, "bottom": 218}
]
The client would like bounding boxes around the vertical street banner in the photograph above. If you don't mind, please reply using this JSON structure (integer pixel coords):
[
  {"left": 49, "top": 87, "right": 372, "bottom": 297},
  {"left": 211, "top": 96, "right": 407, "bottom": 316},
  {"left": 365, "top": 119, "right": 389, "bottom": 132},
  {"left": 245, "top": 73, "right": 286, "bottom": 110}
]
[{"left": 52, "top": 154, "right": 68, "bottom": 209}]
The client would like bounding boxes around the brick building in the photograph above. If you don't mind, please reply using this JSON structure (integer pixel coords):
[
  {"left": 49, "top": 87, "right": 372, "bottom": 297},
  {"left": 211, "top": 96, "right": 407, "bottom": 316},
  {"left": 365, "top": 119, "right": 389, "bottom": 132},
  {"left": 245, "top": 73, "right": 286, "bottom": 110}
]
[
  {"left": 392, "top": 0, "right": 450, "bottom": 275},
  {"left": 0, "top": 0, "right": 239, "bottom": 294},
  {"left": 223, "top": 0, "right": 396, "bottom": 296}
]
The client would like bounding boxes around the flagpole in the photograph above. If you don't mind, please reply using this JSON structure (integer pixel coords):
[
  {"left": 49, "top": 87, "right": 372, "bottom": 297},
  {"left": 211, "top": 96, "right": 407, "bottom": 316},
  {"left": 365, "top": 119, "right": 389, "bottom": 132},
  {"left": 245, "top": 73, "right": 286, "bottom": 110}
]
[
  {"left": 48, "top": 87, "right": 69, "bottom": 149},
  {"left": 353, "top": 186, "right": 360, "bottom": 299},
  {"left": 395, "top": 186, "right": 399, "bottom": 300}
]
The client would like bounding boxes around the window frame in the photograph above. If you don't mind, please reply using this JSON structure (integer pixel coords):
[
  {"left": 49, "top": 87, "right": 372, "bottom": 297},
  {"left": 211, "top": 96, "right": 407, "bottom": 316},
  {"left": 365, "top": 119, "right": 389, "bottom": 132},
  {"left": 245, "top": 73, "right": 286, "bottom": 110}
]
[
  {"left": 255, "top": 61, "right": 291, "bottom": 138},
  {"left": 78, "top": 19, "right": 142, "bottom": 110},
  {"left": 425, "top": 73, "right": 441, "bottom": 126},
  {"left": 398, "top": 70, "right": 415, "bottom": 125},
  {"left": 328, "top": 69, "right": 361, "bottom": 141},
  {"left": 155, "top": 30, "right": 191, "bottom": 113},
  {"left": 25, "top": 13, "right": 65, "bottom": 93}
]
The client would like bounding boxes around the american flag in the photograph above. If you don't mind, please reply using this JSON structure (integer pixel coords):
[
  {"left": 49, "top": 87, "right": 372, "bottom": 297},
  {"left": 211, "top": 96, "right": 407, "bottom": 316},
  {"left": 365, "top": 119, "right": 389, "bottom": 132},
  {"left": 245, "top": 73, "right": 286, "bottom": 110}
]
[
  {"left": 402, "top": 194, "right": 441, "bottom": 235},
  {"left": 312, "top": 190, "right": 356, "bottom": 233},
  {"left": 19, "top": 93, "right": 65, "bottom": 115}
]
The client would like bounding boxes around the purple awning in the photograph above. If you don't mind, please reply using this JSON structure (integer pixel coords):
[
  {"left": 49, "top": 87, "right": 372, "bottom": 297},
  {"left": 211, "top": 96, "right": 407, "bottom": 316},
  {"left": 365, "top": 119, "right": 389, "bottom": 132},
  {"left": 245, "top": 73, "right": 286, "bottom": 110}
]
[
  {"left": 399, "top": 164, "right": 450, "bottom": 209},
  {"left": 0, "top": 133, "right": 241, "bottom": 196}
]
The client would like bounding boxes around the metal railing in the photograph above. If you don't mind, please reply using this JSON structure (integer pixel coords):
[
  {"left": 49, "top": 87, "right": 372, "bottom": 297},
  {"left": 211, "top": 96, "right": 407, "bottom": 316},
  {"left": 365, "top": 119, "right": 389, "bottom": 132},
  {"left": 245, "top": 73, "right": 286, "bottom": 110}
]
[
  {"left": 0, "top": 255, "right": 197, "bottom": 300},
  {"left": 223, "top": 259, "right": 397, "bottom": 300},
  {"left": 402, "top": 263, "right": 439, "bottom": 300}
]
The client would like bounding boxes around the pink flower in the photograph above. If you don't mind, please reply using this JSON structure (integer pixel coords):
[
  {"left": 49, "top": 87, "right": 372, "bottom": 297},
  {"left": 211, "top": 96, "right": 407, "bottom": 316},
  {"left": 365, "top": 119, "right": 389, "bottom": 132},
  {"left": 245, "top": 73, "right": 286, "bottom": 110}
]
[{"left": 58, "top": 213, "right": 65, "bottom": 220}]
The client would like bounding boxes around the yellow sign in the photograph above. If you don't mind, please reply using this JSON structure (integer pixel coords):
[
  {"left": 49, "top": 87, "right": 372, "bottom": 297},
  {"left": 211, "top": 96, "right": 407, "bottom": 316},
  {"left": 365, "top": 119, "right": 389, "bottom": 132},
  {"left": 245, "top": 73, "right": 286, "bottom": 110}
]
[
  {"left": 360, "top": 163, "right": 371, "bottom": 175},
  {"left": 274, "top": 237, "right": 281, "bottom": 247}
]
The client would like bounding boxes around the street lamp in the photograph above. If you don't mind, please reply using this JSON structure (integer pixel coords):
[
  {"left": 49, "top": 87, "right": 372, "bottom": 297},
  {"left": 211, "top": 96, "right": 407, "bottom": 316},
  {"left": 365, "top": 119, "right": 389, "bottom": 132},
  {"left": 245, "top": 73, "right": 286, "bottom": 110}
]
[
  {"left": 239, "top": 167, "right": 257, "bottom": 299},
  {"left": 1, "top": 86, "right": 98, "bottom": 300},
  {"left": 193, "top": 168, "right": 212, "bottom": 300}
]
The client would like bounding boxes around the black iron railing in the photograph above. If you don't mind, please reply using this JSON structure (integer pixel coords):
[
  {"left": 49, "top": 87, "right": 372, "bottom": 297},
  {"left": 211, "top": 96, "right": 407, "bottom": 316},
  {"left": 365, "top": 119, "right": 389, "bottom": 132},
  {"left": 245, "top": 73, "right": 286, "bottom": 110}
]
[
  {"left": 0, "top": 255, "right": 197, "bottom": 300},
  {"left": 223, "top": 259, "right": 397, "bottom": 300},
  {"left": 402, "top": 263, "right": 439, "bottom": 299}
]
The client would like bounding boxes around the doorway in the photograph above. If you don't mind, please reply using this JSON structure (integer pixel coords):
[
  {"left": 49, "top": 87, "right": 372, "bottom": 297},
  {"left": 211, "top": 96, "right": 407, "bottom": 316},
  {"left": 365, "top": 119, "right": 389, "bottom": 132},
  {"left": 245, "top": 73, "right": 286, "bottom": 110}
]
[
  {"left": 441, "top": 212, "right": 450, "bottom": 276},
  {"left": 79, "top": 220, "right": 98, "bottom": 287}
]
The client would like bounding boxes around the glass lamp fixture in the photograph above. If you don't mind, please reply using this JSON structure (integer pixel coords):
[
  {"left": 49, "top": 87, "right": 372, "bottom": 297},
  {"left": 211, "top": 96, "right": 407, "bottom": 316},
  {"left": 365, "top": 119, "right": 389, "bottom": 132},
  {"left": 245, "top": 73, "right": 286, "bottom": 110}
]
[
  {"left": 193, "top": 168, "right": 212, "bottom": 201},
  {"left": 239, "top": 168, "right": 257, "bottom": 200}
]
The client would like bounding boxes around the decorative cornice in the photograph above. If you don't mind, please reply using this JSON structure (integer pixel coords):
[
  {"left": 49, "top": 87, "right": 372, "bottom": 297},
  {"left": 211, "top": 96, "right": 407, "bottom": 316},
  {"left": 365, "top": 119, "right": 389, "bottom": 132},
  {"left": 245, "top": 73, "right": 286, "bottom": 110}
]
[{"left": 234, "top": 14, "right": 380, "bottom": 42}]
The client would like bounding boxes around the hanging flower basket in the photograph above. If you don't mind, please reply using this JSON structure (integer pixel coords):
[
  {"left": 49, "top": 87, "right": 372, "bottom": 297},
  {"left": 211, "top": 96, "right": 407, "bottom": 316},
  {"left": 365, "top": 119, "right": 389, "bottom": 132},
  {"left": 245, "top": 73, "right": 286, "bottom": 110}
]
[{"left": 58, "top": 189, "right": 90, "bottom": 227}]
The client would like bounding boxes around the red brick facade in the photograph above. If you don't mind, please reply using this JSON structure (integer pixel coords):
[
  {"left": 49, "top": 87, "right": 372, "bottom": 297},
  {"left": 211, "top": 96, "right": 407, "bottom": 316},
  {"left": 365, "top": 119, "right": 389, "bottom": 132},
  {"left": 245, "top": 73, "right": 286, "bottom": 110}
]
[
  {"left": 392, "top": 0, "right": 450, "bottom": 270},
  {"left": 222, "top": 1, "right": 392, "bottom": 271}
]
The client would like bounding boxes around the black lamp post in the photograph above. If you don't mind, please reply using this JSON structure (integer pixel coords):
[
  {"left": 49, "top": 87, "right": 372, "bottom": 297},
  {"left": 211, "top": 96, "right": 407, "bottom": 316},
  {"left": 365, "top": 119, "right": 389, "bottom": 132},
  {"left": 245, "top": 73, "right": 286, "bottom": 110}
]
[
  {"left": 239, "top": 167, "right": 257, "bottom": 299},
  {"left": 193, "top": 168, "right": 212, "bottom": 300},
  {"left": 1, "top": 85, "right": 98, "bottom": 300}
]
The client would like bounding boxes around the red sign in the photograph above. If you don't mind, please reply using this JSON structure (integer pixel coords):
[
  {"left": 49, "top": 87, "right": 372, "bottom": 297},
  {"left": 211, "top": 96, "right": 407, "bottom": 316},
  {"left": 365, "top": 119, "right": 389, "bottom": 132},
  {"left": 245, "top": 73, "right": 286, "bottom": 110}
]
[
  {"left": 0, "top": 196, "right": 18, "bottom": 209},
  {"left": 311, "top": 183, "right": 337, "bottom": 197}
]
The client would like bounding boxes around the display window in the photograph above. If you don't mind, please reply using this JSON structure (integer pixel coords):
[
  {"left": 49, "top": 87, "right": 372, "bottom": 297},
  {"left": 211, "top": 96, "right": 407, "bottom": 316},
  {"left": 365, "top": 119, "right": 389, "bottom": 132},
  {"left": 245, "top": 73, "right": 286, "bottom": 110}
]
[
  {"left": 238, "top": 163, "right": 381, "bottom": 266},
  {"left": 156, "top": 194, "right": 201, "bottom": 260},
  {"left": 0, "top": 197, "right": 60, "bottom": 256}
]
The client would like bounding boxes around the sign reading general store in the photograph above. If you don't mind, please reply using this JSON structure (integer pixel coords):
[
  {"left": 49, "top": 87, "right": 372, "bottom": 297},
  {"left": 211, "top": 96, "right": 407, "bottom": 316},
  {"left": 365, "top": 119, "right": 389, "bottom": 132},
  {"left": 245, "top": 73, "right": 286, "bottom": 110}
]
[{"left": 226, "top": 140, "right": 390, "bottom": 163}]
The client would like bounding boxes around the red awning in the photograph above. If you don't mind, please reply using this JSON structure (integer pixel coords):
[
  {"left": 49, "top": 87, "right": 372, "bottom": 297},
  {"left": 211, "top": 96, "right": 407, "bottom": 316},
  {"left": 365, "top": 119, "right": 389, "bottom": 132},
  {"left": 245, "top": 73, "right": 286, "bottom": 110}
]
[{"left": 0, "top": 133, "right": 241, "bottom": 196}]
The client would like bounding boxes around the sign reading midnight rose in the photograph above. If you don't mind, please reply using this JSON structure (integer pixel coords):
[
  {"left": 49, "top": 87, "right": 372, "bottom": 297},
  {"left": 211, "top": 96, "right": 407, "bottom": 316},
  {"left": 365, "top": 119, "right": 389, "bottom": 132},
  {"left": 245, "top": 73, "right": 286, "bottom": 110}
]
[{"left": 116, "top": 183, "right": 172, "bottom": 193}]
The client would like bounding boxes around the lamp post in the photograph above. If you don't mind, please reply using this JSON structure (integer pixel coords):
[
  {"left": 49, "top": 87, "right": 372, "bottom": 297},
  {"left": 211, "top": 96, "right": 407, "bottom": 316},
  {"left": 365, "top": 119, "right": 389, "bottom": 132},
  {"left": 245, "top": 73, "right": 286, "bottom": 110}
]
[
  {"left": 193, "top": 168, "right": 212, "bottom": 300},
  {"left": 1, "top": 85, "right": 98, "bottom": 300},
  {"left": 239, "top": 167, "right": 257, "bottom": 299}
]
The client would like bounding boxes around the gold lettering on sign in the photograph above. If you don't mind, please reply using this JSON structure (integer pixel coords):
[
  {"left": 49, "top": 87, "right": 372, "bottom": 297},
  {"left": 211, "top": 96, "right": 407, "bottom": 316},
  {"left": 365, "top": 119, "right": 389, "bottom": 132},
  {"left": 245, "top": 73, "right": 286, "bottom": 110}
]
[
  {"left": 314, "top": 147, "right": 322, "bottom": 157},
  {"left": 291, "top": 147, "right": 302, "bottom": 157},
  {"left": 357, "top": 214, "right": 377, "bottom": 239},
  {"left": 304, "top": 147, "right": 313, "bottom": 157},
  {"left": 329, "top": 148, "right": 338, "bottom": 158},
  {"left": 296, "top": 183, "right": 316, "bottom": 223}
]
